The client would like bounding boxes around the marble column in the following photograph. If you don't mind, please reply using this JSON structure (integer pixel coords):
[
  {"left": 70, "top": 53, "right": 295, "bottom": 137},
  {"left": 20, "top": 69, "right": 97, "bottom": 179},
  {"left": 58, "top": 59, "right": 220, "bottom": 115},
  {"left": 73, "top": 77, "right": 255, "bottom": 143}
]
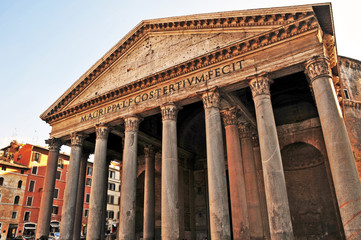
[
  {"left": 73, "top": 151, "right": 90, "bottom": 240},
  {"left": 161, "top": 102, "right": 180, "bottom": 240},
  {"left": 36, "top": 138, "right": 62, "bottom": 239},
  {"left": 118, "top": 116, "right": 140, "bottom": 240},
  {"left": 60, "top": 133, "right": 86, "bottom": 240},
  {"left": 220, "top": 107, "right": 249, "bottom": 240},
  {"left": 239, "top": 123, "right": 264, "bottom": 239},
  {"left": 86, "top": 124, "right": 109, "bottom": 240},
  {"left": 305, "top": 56, "right": 361, "bottom": 239},
  {"left": 143, "top": 145, "right": 155, "bottom": 240},
  {"left": 201, "top": 88, "right": 231, "bottom": 240},
  {"left": 249, "top": 73, "right": 294, "bottom": 240},
  {"left": 101, "top": 159, "right": 111, "bottom": 240}
]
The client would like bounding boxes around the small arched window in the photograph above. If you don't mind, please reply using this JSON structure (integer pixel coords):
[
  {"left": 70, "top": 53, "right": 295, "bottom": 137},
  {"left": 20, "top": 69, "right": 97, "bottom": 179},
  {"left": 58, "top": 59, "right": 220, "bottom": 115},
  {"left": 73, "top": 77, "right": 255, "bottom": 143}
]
[
  {"left": 0, "top": 177, "right": 4, "bottom": 186},
  {"left": 14, "top": 196, "right": 20, "bottom": 205},
  {"left": 17, "top": 180, "right": 22, "bottom": 189}
]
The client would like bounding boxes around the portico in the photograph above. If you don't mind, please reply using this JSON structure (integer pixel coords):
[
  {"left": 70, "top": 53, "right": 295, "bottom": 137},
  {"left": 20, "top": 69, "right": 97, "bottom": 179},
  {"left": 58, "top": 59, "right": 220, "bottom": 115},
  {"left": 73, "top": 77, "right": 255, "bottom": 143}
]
[{"left": 39, "top": 3, "right": 361, "bottom": 240}]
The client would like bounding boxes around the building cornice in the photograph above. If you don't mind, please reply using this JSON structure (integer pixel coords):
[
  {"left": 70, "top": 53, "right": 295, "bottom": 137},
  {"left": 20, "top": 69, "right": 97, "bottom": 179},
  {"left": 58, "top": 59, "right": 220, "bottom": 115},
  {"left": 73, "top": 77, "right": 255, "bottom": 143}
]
[{"left": 42, "top": 12, "right": 319, "bottom": 124}]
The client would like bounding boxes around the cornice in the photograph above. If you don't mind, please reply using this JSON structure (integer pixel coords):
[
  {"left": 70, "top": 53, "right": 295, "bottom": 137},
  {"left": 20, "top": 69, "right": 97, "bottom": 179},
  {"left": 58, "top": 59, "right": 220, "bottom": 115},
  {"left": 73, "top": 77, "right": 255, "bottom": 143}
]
[{"left": 43, "top": 14, "right": 319, "bottom": 124}]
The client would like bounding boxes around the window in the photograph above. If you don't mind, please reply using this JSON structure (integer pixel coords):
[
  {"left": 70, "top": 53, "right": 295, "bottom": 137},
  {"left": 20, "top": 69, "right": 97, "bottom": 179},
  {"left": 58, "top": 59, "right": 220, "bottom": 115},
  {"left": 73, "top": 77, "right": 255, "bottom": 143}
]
[
  {"left": 0, "top": 177, "right": 4, "bottom": 186},
  {"left": 57, "top": 159, "right": 63, "bottom": 169},
  {"left": 344, "top": 89, "right": 350, "bottom": 99},
  {"left": 2, "top": 166, "right": 6, "bottom": 171},
  {"left": 85, "top": 194, "right": 90, "bottom": 203},
  {"left": 52, "top": 206, "right": 59, "bottom": 215},
  {"left": 56, "top": 171, "right": 61, "bottom": 180},
  {"left": 31, "top": 166, "right": 38, "bottom": 175},
  {"left": 86, "top": 178, "right": 92, "bottom": 186},
  {"left": 17, "top": 180, "right": 22, "bottom": 189},
  {"left": 33, "top": 152, "right": 40, "bottom": 162},
  {"left": 108, "top": 183, "right": 116, "bottom": 191},
  {"left": 108, "top": 171, "right": 115, "bottom": 179},
  {"left": 29, "top": 180, "right": 35, "bottom": 192},
  {"left": 107, "top": 210, "right": 114, "bottom": 219},
  {"left": 118, "top": 197, "right": 120, "bottom": 205},
  {"left": 54, "top": 188, "right": 59, "bottom": 199},
  {"left": 0, "top": 193, "right": 2, "bottom": 202},
  {"left": 21, "top": 170, "right": 25, "bottom": 174},
  {"left": 107, "top": 195, "right": 114, "bottom": 204},
  {"left": 87, "top": 166, "right": 93, "bottom": 176},
  {"left": 17, "top": 154, "right": 21, "bottom": 161},
  {"left": 84, "top": 209, "right": 89, "bottom": 217},
  {"left": 11, "top": 211, "right": 17, "bottom": 219},
  {"left": 14, "top": 196, "right": 20, "bottom": 205},
  {"left": 26, "top": 197, "right": 33, "bottom": 206},
  {"left": 119, "top": 185, "right": 121, "bottom": 192},
  {"left": 117, "top": 211, "right": 120, "bottom": 219},
  {"left": 24, "top": 211, "right": 30, "bottom": 221}
]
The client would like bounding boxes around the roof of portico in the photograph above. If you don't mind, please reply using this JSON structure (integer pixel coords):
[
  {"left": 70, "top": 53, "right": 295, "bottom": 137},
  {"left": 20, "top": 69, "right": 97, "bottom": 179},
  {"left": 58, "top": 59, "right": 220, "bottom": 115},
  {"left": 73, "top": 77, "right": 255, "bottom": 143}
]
[{"left": 40, "top": 3, "right": 335, "bottom": 125}]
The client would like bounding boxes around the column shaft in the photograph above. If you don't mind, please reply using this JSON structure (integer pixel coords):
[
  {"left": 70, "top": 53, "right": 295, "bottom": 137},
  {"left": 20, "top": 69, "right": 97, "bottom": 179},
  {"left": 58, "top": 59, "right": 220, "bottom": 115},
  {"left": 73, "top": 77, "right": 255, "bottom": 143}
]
[
  {"left": 73, "top": 152, "right": 89, "bottom": 240},
  {"left": 239, "top": 124, "right": 264, "bottom": 239},
  {"left": 221, "top": 108, "right": 249, "bottom": 240},
  {"left": 86, "top": 124, "right": 109, "bottom": 240},
  {"left": 118, "top": 116, "right": 140, "bottom": 240},
  {"left": 202, "top": 89, "right": 231, "bottom": 240},
  {"left": 36, "top": 138, "right": 62, "bottom": 239},
  {"left": 161, "top": 103, "right": 179, "bottom": 240},
  {"left": 60, "top": 133, "right": 86, "bottom": 240},
  {"left": 249, "top": 73, "right": 294, "bottom": 240},
  {"left": 305, "top": 56, "right": 361, "bottom": 239},
  {"left": 143, "top": 146, "right": 155, "bottom": 240}
]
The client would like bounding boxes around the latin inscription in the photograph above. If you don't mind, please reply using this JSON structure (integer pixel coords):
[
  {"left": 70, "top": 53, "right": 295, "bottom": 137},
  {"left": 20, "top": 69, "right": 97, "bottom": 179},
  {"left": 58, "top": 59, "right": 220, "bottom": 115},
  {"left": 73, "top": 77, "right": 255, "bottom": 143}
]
[{"left": 80, "top": 60, "right": 244, "bottom": 122}]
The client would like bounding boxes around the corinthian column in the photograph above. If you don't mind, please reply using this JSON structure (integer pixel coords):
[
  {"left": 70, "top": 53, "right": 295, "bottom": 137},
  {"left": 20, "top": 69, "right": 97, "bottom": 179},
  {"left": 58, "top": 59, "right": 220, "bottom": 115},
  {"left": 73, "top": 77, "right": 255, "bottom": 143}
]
[
  {"left": 249, "top": 73, "right": 294, "bottom": 240},
  {"left": 305, "top": 56, "right": 361, "bottom": 239},
  {"left": 221, "top": 107, "right": 249, "bottom": 240},
  {"left": 239, "top": 123, "right": 264, "bottom": 239},
  {"left": 161, "top": 102, "right": 179, "bottom": 240},
  {"left": 143, "top": 145, "right": 155, "bottom": 240},
  {"left": 86, "top": 124, "right": 109, "bottom": 240},
  {"left": 60, "top": 133, "right": 87, "bottom": 240},
  {"left": 119, "top": 116, "right": 140, "bottom": 240},
  {"left": 201, "top": 88, "right": 231, "bottom": 240},
  {"left": 73, "top": 151, "right": 90, "bottom": 240},
  {"left": 36, "top": 138, "right": 62, "bottom": 239}
]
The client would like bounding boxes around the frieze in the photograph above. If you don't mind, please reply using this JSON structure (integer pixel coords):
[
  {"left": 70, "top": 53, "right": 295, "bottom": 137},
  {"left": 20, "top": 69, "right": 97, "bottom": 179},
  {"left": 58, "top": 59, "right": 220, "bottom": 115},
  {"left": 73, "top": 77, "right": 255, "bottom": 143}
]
[
  {"left": 43, "top": 14, "right": 319, "bottom": 123},
  {"left": 80, "top": 61, "right": 243, "bottom": 123}
]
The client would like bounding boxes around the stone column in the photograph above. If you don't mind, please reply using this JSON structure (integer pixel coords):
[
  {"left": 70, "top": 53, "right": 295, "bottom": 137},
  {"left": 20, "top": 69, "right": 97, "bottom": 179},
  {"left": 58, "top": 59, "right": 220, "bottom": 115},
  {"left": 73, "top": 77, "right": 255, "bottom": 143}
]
[
  {"left": 36, "top": 138, "right": 62, "bottom": 239},
  {"left": 73, "top": 151, "right": 90, "bottom": 240},
  {"left": 249, "top": 73, "right": 294, "bottom": 240},
  {"left": 143, "top": 145, "right": 155, "bottom": 240},
  {"left": 220, "top": 107, "right": 249, "bottom": 240},
  {"left": 86, "top": 124, "right": 109, "bottom": 240},
  {"left": 161, "top": 102, "right": 180, "bottom": 240},
  {"left": 101, "top": 159, "right": 111, "bottom": 240},
  {"left": 118, "top": 116, "right": 140, "bottom": 240},
  {"left": 60, "top": 133, "right": 86, "bottom": 240},
  {"left": 305, "top": 56, "right": 361, "bottom": 239},
  {"left": 201, "top": 88, "right": 231, "bottom": 240},
  {"left": 239, "top": 123, "right": 264, "bottom": 239}
]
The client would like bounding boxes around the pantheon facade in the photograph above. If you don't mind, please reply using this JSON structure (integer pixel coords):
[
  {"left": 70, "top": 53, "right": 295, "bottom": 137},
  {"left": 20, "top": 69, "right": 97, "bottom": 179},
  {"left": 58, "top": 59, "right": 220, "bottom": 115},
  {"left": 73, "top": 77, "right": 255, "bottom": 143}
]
[{"left": 38, "top": 3, "right": 361, "bottom": 240}]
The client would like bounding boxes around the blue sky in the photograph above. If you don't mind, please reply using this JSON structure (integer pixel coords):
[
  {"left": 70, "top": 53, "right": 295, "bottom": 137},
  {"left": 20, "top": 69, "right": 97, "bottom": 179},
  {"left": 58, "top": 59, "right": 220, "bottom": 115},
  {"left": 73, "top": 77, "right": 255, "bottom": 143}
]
[{"left": 0, "top": 0, "right": 360, "bottom": 151}]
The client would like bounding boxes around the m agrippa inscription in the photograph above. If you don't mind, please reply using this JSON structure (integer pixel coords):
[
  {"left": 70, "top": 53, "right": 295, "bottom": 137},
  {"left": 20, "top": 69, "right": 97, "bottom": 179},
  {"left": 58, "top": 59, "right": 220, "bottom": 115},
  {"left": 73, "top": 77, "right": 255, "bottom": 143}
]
[{"left": 80, "top": 60, "right": 244, "bottom": 122}]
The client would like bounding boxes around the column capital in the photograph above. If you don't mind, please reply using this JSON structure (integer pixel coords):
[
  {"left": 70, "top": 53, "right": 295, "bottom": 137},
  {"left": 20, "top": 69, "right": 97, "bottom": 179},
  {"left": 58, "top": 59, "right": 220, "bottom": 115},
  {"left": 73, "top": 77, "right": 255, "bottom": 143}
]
[
  {"left": 124, "top": 116, "right": 141, "bottom": 132},
  {"left": 95, "top": 124, "right": 110, "bottom": 140},
  {"left": 304, "top": 55, "right": 332, "bottom": 84},
  {"left": 144, "top": 145, "right": 155, "bottom": 158},
  {"left": 161, "top": 102, "right": 179, "bottom": 121},
  {"left": 201, "top": 87, "right": 220, "bottom": 109},
  {"left": 70, "top": 133, "right": 87, "bottom": 147},
  {"left": 249, "top": 72, "right": 272, "bottom": 98},
  {"left": 220, "top": 107, "right": 238, "bottom": 126},
  {"left": 238, "top": 122, "right": 256, "bottom": 139},
  {"left": 45, "top": 138, "right": 62, "bottom": 152}
]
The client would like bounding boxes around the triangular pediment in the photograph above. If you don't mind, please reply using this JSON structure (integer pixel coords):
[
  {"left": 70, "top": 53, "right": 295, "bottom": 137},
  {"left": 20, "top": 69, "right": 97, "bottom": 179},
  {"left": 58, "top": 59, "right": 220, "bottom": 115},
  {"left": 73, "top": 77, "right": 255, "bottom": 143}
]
[{"left": 41, "top": 3, "right": 332, "bottom": 123}]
